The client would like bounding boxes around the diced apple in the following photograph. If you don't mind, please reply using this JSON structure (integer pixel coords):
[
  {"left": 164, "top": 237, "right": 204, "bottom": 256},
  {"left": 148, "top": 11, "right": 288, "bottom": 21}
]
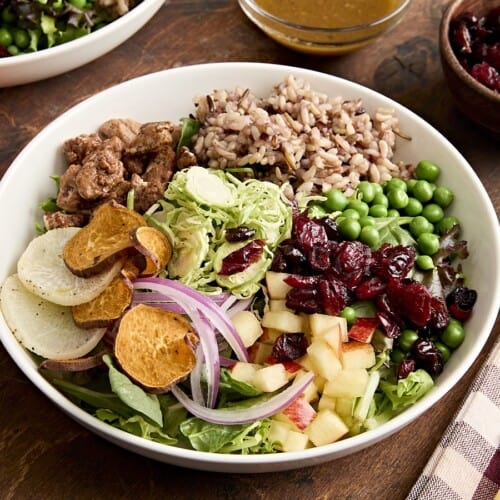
[
  {"left": 319, "top": 327, "right": 342, "bottom": 357},
  {"left": 306, "top": 339, "right": 343, "bottom": 381},
  {"left": 269, "top": 299, "right": 290, "bottom": 312},
  {"left": 268, "top": 420, "right": 293, "bottom": 448},
  {"left": 348, "top": 317, "right": 379, "bottom": 344},
  {"left": 313, "top": 374, "right": 327, "bottom": 393},
  {"left": 340, "top": 340, "right": 376, "bottom": 369},
  {"left": 317, "top": 394, "right": 336, "bottom": 411},
  {"left": 305, "top": 409, "right": 349, "bottom": 446},
  {"left": 259, "top": 327, "right": 283, "bottom": 345},
  {"left": 323, "top": 368, "right": 370, "bottom": 398},
  {"left": 265, "top": 271, "right": 292, "bottom": 299},
  {"left": 253, "top": 363, "right": 288, "bottom": 392},
  {"left": 296, "top": 353, "right": 314, "bottom": 371},
  {"left": 283, "top": 361, "right": 304, "bottom": 378},
  {"left": 261, "top": 310, "right": 305, "bottom": 333},
  {"left": 291, "top": 369, "right": 318, "bottom": 402},
  {"left": 334, "top": 397, "right": 357, "bottom": 419},
  {"left": 281, "top": 397, "right": 317, "bottom": 430},
  {"left": 230, "top": 361, "right": 260, "bottom": 385},
  {"left": 282, "top": 430, "right": 310, "bottom": 452},
  {"left": 354, "top": 370, "right": 380, "bottom": 422},
  {"left": 231, "top": 310, "right": 263, "bottom": 347},
  {"left": 309, "top": 313, "right": 347, "bottom": 342},
  {"left": 248, "top": 341, "right": 273, "bottom": 364}
]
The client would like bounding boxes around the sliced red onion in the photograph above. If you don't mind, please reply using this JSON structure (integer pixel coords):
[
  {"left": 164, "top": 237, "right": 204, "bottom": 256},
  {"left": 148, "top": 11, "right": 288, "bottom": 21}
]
[
  {"left": 225, "top": 297, "right": 253, "bottom": 318},
  {"left": 190, "top": 344, "right": 206, "bottom": 406},
  {"left": 170, "top": 372, "right": 314, "bottom": 424},
  {"left": 133, "top": 278, "right": 249, "bottom": 362}
]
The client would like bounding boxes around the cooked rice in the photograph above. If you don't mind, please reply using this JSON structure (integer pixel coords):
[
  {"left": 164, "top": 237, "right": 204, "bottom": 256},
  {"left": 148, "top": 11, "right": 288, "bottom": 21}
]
[{"left": 192, "top": 75, "right": 413, "bottom": 197}]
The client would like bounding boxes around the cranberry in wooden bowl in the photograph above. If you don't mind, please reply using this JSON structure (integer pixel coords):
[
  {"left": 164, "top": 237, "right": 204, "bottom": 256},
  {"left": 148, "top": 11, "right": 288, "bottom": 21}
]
[{"left": 439, "top": 0, "right": 500, "bottom": 135}]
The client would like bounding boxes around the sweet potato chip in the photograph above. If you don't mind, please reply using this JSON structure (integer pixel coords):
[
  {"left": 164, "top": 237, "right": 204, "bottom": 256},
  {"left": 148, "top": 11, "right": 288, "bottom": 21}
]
[
  {"left": 131, "top": 226, "right": 173, "bottom": 276},
  {"left": 63, "top": 202, "right": 146, "bottom": 277},
  {"left": 72, "top": 274, "right": 134, "bottom": 328},
  {"left": 114, "top": 304, "right": 199, "bottom": 393}
]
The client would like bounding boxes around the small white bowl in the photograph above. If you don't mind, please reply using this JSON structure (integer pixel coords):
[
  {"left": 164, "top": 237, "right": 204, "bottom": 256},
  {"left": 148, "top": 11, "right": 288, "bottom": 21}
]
[
  {"left": 0, "top": 63, "right": 498, "bottom": 472},
  {"left": 0, "top": 0, "right": 164, "bottom": 88}
]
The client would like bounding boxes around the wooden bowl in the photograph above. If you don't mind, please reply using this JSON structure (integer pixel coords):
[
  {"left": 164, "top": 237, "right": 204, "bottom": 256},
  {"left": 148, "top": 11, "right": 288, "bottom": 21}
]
[{"left": 439, "top": 0, "right": 500, "bottom": 135}]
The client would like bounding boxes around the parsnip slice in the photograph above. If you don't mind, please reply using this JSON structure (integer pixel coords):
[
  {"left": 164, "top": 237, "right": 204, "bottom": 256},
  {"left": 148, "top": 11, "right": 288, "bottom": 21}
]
[
  {"left": 17, "top": 227, "right": 123, "bottom": 306},
  {"left": 0, "top": 274, "right": 106, "bottom": 360}
]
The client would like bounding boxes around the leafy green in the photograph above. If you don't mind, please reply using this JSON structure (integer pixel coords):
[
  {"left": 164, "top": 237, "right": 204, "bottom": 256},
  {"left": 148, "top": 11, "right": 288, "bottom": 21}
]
[
  {"left": 180, "top": 418, "right": 275, "bottom": 454},
  {"left": 379, "top": 369, "right": 434, "bottom": 411},
  {"left": 103, "top": 355, "right": 163, "bottom": 427},
  {"left": 372, "top": 216, "right": 415, "bottom": 247},
  {"left": 217, "top": 367, "right": 262, "bottom": 406},
  {"left": 177, "top": 117, "right": 200, "bottom": 153}
]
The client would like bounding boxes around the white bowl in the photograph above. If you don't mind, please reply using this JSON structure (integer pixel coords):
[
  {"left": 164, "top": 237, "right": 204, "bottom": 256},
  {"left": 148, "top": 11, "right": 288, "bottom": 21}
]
[
  {"left": 0, "top": 62, "right": 498, "bottom": 472},
  {"left": 0, "top": 0, "right": 164, "bottom": 88}
]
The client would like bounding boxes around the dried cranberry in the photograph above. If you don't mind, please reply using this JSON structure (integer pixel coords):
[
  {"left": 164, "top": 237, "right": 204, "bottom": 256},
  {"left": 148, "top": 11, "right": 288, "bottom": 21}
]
[
  {"left": 225, "top": 226, "right": 256, "bottom": 242},
  {"left": 485, "top": 6, "right": 500, "bottom": 31},
  {"left": 376, "top": 311, "right": 402, "bottom": 339},
  {"left": 451, "top": 19, "right": 473, "bottom": 54},
  {"left": 319, "top": 217, "right": 341, "bottom": 241},
  {"left": 293, "top": 212, "right": 328, "bottom": 256},
  {"left": 285, "top": 288, "right": 321, "bottom": 314},
  {"left": 355, "top": 276, "right": 387, "bottom": 300},
  {"left": 219, "top": 239, "right": 265, "bottom": 275},
  {"left": 371, "top": 244, "right": 416, "bottom": 281},
  {"left": 386, "top": 279, "right": 432, "bottom": 327},
  {"left": 429, "top": 296, "right": 450, "bottom": 331},
  {"left": 319, "top": 277, "right": 350, "bottom": 316},
  {"left": 471, "top": 62, "right": 500, "bottom": 91},
  {"left": 446, "top": 286, "right": 477, "bottom": 321},
  {"left": 0, "top": 45, "right": 9, "bottom": 58},
  {"left": 331, "top": 240, "right": 371, "bottom": 290},
  {"left": 284, "top": 274, "right": 320, "bottom": 289},
  {"left": 271, "top": 333, "right": 308, "bottom": 362},
  {"left": 397, "top": 358, "right": 416, "bottom": 380},
  {"left": 309, "top": 245, "right": 331, "bottom": 271},
  {"left": 412, "top": 338, "right": 444, "bottom": 376}
]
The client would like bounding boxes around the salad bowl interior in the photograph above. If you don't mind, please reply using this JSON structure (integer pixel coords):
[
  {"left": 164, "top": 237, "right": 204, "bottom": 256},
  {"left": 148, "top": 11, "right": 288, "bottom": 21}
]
[
  {"left": 0, "top": 0, "right": 164, "bottom": 88},
  {"left": 0, "top": 63, "right": 499, "bottom": 472}
]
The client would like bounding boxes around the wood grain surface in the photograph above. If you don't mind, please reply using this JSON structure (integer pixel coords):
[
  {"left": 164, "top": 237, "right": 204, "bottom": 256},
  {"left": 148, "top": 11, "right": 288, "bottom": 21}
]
[{"left": 0, "top": 1, "right": 498, "bottom": 499}]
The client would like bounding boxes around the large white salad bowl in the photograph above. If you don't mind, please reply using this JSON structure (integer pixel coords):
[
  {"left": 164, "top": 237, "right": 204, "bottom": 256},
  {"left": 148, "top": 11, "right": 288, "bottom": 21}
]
[
  {"left": 0, "top": 0, "right": 164, "bottom": 88},
  {"left": 0, "top": 62, "right": 498, "bottom": 472}
]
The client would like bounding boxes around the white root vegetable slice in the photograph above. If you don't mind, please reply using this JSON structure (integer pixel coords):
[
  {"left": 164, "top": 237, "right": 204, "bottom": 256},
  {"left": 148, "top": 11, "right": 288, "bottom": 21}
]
[
  {"left": 17, "top": 227, "right": 123, "bottom": 306},
  {"left": 0, "top": 274, "right": 106, "bottom": 360}
]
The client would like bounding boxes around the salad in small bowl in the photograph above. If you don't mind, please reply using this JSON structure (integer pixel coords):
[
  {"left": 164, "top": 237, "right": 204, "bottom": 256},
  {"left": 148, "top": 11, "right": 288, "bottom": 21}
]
[{"left": 0, "top": 63, "right": 498, "bottom": 472}]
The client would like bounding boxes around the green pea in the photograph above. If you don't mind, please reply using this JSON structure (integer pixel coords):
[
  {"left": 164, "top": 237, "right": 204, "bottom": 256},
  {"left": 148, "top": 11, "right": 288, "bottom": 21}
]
[
  {"left": 441, "top": 319, "right": 465, "bottom": 349},
  {"left": 347, "top": 199, "right": 370, "bottom": 217},
  {"left": 371, "top": 183, "right": 384, "bottom": 196},
  {"left": 422, "top": 203, "right": 444, "bottom": 223},
  {"left": 384, "top": 177, "right": 407, "bottom": 193},
  {"left": 436, "top": 215, "right": 460, "bottom": 235},
  {"left": 387, "top": 189, "right": 409, "bottom": 209},
  {"left": 415, "top": 160, "right": 441, "bottom": 182},
  {"left": 415, "top": 254, "right": 435, "bottom": 270},
  {"left": 387, "top": 209, "right": 400, "bottom": 217},
  {"left": 357, "top": 181, "right": 376, "bottom": 203},
  {"left": 406, "top": 179, "right": 417, "bottom": 191},
  {"left": 372, "top": 192, "right": 389, "bottom": 208},
  {"left": 391, "top": 348, "right": 407, "bottom": 364},
  {"left": 69, "top": 0, "right": 87, "bottom": 7},
  {"left": 368, "top": 204, "right": 387, "bottom": 218},
  {"left": 404, "top": 197, "right": 423, "bottom": 216},
  {"left": 0, "top": 27, "right": 12, "bottom": 47},
  {"left": 359, "top": 215, "right": 375, "bottom": 227},
  {"left": 359, "top": 225, "right": 380, "bottom": 248},
  {"left": 409, "top": 216, "right": 434, "bottom": 238},
  {"left": 339, "top": 306, "right": 357, "bottom": 324},
  {"left": 324, "top": 188, "right": 348, "bottom": 212},
  {"left": 417, "top": 232, "right": 440, "bottom": 256},
  {"left": 342, "top": 208, "right": 361, "bottom": 220},
  {"left": 13, "top": 29, "right": 29, "bottom": 49},
  {"left": 7, "top": 44, "right": 19, "bottom": 55},
  {"left": 435, "top": 341, "right": 451, "bottom": 362},
  {"left": 399, "top": 329, "right": 419, "bottom": 352},
  {"left": 432, "top": 186, "right": 454, "bottom": 208},
  {"left": 412, "top": 180, "right": 434, "bottom": 203},
  {"left": 338, "top": 218, "right": 361, "bottom": 240}
]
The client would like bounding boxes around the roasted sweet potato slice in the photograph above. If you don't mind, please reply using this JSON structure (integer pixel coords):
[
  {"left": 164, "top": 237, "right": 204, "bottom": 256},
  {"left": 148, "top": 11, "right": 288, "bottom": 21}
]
[
  {"left": 72, "top": 274, "right": 134, "bottom": 328},
  {"left": 114, "top": 304, "right": 199, "bottom": 393},
  {"left": 131, "top": 226, "right": 172, "bottom": 277},
  {"left": 63, "top": 202, "right": 146, "bottom": 277},
  {"left": 39, "top": 351, "right": 107, "bottom": 372}
]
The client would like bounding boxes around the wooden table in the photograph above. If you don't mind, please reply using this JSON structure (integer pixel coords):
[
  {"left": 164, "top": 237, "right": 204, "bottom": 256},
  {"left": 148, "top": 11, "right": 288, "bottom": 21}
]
[{"left": 0, "top": 1, "right": 498, "bottom": 498}]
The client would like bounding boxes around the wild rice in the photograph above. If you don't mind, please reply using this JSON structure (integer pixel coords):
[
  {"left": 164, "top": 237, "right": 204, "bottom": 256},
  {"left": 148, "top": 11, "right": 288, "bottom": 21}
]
[{"left": 192, "top": 75, "right": 413, "bottom": 197}]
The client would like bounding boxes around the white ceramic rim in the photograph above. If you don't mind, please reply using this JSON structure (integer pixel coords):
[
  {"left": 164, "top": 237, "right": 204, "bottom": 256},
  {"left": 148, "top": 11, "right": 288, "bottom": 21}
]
[{"left": 0, "top": 62, "right": 498, "bottom": 472}]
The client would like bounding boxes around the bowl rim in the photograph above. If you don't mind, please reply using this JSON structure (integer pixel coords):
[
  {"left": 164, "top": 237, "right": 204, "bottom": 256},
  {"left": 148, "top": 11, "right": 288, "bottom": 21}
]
[
  {"left": 0, "top": 0, "right": 163, "bottom": 68},
  {"left": 0, "top": 62, "right": 499, "bottom": 472},
  {"left": 238, "top": 0, "right": 412, "bottom": 33},
  {"left": 439, "top": 0, "right": 500, "bottom": 103}
]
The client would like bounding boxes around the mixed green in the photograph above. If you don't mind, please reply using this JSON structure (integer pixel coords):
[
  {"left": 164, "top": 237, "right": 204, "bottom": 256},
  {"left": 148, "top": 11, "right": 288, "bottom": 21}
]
[{"left": 0, "top": 0, "right": 142, "bottom": 57}]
